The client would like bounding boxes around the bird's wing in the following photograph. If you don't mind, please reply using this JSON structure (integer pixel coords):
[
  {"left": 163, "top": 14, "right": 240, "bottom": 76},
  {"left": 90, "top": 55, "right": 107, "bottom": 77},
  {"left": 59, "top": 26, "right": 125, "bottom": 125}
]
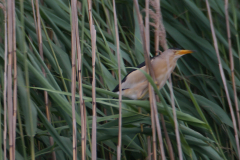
[{"left": 112, "top": 56, "right": 158, "bottom": 92}]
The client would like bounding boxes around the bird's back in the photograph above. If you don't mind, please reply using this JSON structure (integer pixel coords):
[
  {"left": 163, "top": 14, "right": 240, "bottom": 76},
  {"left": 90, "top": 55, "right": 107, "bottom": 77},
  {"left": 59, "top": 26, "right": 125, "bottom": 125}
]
[{"left": 112, "top": 55, "right": 159, "bottom": 92}]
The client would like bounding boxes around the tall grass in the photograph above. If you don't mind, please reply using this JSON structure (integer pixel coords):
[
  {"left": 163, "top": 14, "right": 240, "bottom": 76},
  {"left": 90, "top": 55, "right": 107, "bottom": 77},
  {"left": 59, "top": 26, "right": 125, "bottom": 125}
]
[{"left": 0, "top": 0, "right": 240, "bottom": 159}]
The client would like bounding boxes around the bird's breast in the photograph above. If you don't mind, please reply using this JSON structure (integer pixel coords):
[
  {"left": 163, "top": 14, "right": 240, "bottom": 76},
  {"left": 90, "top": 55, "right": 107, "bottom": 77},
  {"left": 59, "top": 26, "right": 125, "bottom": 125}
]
[{"left": 153, "top": 58, "right": 177, "bottom": 89}]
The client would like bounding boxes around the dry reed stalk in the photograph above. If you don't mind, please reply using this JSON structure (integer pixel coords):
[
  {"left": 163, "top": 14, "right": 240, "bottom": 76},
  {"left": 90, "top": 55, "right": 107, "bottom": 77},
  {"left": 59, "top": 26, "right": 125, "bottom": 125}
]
[
  {"left": 145, "top": 1, "right": 152, "bottom": 159},
  {"left": 133, "top": 1, "right": 156, "bottom": 158},
  {"left": 71, "top": 0, "right": 78, "bottom": 159},
  {"left": 225, "top": 0, "right": 240, "bottom": 133},
  {"left": 35, "top": 0, "right": 56, "bottom": 159},
  {"left": 152, "top": 96, "right": 166, "bottom": 160},
  {"left": 153, "top": 0, "right": 160, "bottom": 54},
  {"left": 149, "top": 0, "right": 167, "bottom": 51},
  {"left": 31, "top": 0, "right": 37, "bottom": 30},
  {"left": 157, "top": 1, "right": 167, "bottom": 51},
  {"left": 150, "top": 0, "right": 175, "bottom": 158},
  {"left": 87, "top": 0, "right": 93, "bottom": 30},
  {"left": 75, "top": 2, "right": 86, "bottom": 160},
  {"left": 77, "top": 1, "right": 81, "bottom": 13},
  {"left": 87, "top": 1, "right": 96, "bottom": 159},
  {"left": 12, "top": 0, "right": 17, "bottom": 158},
  {"left": 3, "top": 1, "right": 7, "bottom": 160},
  {"left": 133, "top": 0, "right": 165, "bottom": 159},
  {"left": 83, "top": 101, "right": 87, "bottom": 159},
  {"left": 148, "top": 87, "right": 159, "bottom": 160},
  {"left": 112, "top": 0, "right": 123, "bottom": 159},
  {"left": 206, "top": 0, "right": 240, "bottom": 158},
  {"left": 169, "top": 77, "right": 182, "bottom": 159},
  {"left": 82, "top": 1, "right": 95, "bottom": 159},
  {"left": 77, "top": 44, "right": 86, "bottom": 159},
  {"left": 7, "top": 0, "right": 14, "bottom": 159},
  {"left": 145, "top": 0, "right": 150, "bottom": 53},
  {"left": 159, "top": 109, "right": 174, "bottom": 159},
  {"left": 76, "top": 22, "right": 86, "bottom": 160},
  {"left": 91, "top": 26, "right": 97, "bottom": 160},
  {"left": 147, "top": 136, "right": 151, "bottom": 160}
]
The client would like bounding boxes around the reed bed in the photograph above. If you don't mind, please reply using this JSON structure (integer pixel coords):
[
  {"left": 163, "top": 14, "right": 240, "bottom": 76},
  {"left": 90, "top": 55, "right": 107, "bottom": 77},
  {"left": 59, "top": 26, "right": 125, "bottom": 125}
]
[{"left": 0, "top": 0, "right": 240, "bottom": 160}]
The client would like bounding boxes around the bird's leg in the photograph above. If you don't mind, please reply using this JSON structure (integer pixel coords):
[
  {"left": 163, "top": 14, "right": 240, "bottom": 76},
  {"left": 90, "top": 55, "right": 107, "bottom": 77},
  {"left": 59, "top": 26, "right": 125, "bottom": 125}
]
[{"left": 154, "top": 81, "right": 161, "bottom": 90}]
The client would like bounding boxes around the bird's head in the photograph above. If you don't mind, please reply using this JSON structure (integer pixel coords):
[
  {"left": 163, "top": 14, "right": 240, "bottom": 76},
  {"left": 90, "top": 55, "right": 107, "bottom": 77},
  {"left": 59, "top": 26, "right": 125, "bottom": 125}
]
[{"left": 162, "top": 49, "right": 194, "bottom": 59}]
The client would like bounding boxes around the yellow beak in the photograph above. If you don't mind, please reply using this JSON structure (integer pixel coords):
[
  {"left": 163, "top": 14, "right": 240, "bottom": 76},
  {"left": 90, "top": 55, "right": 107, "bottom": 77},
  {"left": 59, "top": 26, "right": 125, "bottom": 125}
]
[{"left": 176, "top": 50, "right": 194, "bottom": 55}]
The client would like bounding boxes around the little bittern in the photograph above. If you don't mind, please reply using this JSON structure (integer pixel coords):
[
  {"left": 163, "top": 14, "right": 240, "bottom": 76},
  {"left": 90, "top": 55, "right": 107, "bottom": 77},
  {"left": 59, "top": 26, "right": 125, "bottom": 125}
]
[{"left": 112, "top": 49, "right": 193, "bottom": 99}]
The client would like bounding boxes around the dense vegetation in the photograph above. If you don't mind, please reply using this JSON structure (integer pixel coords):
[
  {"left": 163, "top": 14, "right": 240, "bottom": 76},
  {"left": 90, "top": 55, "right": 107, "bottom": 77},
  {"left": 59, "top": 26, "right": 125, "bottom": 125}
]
[{"left": 1, "top": 0, "right": 240, "bottom": 159}]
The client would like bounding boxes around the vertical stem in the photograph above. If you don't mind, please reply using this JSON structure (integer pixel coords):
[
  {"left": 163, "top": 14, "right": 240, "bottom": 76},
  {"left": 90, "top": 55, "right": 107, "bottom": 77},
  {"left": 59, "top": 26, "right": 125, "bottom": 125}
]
[
  {"left": 147, "top": 136, "right": 151, "bottom": 160},
  {"left": 31, "top": 0, "right": 37, "bottom": 26},
  {"left": 20, "top": 0, "right": 35, "bottom": 160},
  {"left": 35, "top": 0, "right": 56, "bottom": 158},
  {"left": 71, "top": 0, "right": 78, "bottom": 159},
  {"left": 159, "top": 0, "right": 182, "bottom": 156},
  {"left": 84, "top": 101, "right": 87, "bottom": 159},
  {"left": 159, "top": 112, "right": 174, "bottom": 160},
  {"left": 158, "top": 0, "right": 167, "bottom": 51},
  {"left": 169, "top": 77, "right": 182, "bottom": 159},
  {"left": 12, "top": 0, "right": 17, "bottom": 159},
  {"left": 154, "top": 0, "right": 159, "bottom": 54},
  {"left": 76, "top": 13, "right": 86, "bottom": 160},
  {"left": 91, "top": 26, "right": 97, "bottom": 160},
  {"left": 86, "top": 1, "right": 96, "bottom": 160},
  {"left": 145, "top": 1, "right": 152, "bottom": 159},
  {"left": 225, "top": 0, "right": 240, "bottom": 138},
  {"left": 76, "top": 1, "right": 85, "bottom": 160},
  {"left": 206, "top": 0, "right": 239, "bottom": 158},
  {"left": 152, "top": 0, "right": 174, "bottom": 158},
  {"left": 87, "top": 0, "right": 93, "bottom": 30},
  {"left": 3, "top": 1, "right": 7, "bottom": 160},
  {"left": 145, "top": 0, "right": 149, "bottom": 53},
  {"left": 112, "top": 0, "right": 122, "bottom": 159},
  {"left": 88, "top": 0, "right": 97, "bottom": 159},
  {"left": 133, "top": 0, "right": 166, "bottom": 159},
  {"left": 148, "top": 87, "right": 157, "bottom": 160},
  {"left": 7, "top": 0, "right": 13, "bottom": 159}
]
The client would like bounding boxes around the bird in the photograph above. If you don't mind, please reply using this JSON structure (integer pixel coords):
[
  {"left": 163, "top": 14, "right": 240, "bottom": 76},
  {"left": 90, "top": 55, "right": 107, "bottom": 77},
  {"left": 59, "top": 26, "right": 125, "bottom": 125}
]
[{"left": 112, "top": 49, "right": 193, "bottom": 100}]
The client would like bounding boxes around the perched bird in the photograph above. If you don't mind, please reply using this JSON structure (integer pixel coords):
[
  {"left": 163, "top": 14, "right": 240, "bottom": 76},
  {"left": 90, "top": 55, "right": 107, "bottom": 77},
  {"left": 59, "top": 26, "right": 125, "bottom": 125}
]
[{"left": 112, "top": 49, "right": 193, "bottom": 99}]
